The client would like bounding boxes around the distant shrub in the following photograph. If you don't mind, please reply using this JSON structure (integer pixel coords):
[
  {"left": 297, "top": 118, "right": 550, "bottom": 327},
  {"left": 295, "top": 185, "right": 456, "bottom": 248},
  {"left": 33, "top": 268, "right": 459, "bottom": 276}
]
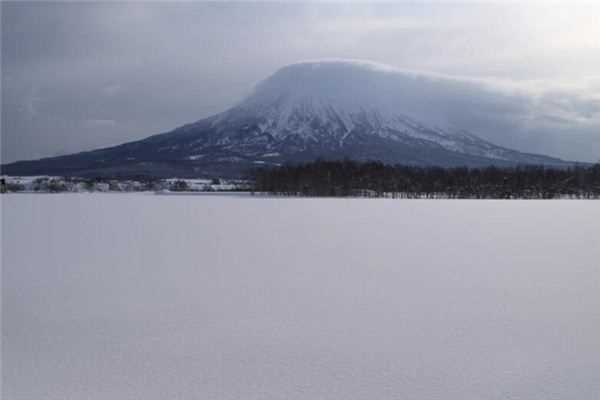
[
  {"left": 170, "top": 180, "right": 190, "bottom": 192},
  {"left": 6, "top": 182, "right": 25, "bottom": 192},
  {"left": 47, "top": 179, "right": 67, "bottom": 192}
]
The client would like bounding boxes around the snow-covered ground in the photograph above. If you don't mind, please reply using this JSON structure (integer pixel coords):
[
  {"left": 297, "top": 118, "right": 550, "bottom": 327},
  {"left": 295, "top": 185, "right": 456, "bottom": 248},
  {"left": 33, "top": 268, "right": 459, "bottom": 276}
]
[{"left": 2, "top": 194, "right": 600, "bottom": 400}]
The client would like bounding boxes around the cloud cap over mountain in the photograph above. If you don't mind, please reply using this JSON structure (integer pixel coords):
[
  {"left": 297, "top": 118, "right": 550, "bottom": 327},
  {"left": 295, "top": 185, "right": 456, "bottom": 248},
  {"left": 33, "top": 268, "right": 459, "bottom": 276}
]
[
  {"left": 2, "top": 60, "right": 575, "bottom": 178},
  {"left": 2, "top": 2, "right": 600, "bottom": 163}
]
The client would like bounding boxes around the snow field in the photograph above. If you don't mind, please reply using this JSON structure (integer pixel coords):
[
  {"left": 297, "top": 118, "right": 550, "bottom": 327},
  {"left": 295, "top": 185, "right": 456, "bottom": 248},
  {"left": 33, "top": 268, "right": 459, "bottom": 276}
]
[{"left": 2, "top": 194, "right": 600, "bottom": 399}]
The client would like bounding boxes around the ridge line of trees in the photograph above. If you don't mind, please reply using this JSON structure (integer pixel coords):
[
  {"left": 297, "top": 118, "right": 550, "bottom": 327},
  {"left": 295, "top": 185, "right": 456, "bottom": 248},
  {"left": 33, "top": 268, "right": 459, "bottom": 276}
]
[{"left": 251, "top": 160, "right": 600, "bottom": 199}]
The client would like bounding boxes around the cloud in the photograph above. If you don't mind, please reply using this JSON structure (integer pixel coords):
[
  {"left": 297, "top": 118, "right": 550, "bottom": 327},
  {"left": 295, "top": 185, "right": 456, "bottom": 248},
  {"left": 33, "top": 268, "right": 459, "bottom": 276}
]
[
  {"left": 2, "top": 2, "right": 600, "bottom": 163},
  {"left": 101, "top": 85, "right": 122, "bottom": 97},
  {"left": 84, "top": 119, "right": 117, "bottom": 128}
]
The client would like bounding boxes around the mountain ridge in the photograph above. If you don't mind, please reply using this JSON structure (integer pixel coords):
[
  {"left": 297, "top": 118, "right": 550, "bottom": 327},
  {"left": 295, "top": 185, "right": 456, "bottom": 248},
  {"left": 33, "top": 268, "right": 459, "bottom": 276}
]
[{"left": 2, "top": 60, "right": 571, "bottom": 178}]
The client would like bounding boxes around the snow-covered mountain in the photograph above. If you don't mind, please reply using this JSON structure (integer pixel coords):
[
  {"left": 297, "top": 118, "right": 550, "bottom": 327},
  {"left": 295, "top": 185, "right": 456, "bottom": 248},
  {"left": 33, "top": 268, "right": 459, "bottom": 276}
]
[{"left": 2, "top": 60, "right": 568, "bottom": 178}]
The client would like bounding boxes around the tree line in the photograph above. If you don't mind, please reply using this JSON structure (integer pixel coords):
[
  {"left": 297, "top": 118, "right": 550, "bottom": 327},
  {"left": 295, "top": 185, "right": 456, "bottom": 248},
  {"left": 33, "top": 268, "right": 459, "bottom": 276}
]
[{"left": 251, "top": 160, "right": 600, "bottom": 199}]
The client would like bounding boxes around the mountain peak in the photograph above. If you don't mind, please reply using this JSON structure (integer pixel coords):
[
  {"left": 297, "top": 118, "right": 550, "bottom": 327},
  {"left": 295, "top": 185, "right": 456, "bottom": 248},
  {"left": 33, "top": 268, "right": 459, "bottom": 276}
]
[
  {"left": 238, "top": 59, "right": 444, "bottom": 127},
  {"left": 2, "top": 61, "right": 567, "bottom": 178},
  {"left": 275, "top": 58, "right": 402, "bottom": 73},
  {"left": 251, "top": 59, "right": 405, "bottom": 100}
]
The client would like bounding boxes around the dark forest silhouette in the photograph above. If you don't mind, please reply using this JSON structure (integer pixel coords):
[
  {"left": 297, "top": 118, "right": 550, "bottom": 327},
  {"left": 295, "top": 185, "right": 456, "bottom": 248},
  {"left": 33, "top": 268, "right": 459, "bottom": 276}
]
[{"left": 252, "top": 160, "right": 600, "bottom": 199}]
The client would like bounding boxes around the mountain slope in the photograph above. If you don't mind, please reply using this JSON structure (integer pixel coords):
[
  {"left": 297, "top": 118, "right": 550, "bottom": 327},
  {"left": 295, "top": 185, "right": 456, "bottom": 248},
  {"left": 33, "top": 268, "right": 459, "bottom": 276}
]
[{"left": 2, "top": 60, "right": 569, "bottom": 178}]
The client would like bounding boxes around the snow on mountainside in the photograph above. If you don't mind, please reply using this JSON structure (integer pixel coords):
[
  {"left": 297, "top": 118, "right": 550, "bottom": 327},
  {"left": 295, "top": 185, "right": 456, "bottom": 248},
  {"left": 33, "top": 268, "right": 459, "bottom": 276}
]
[
  {"left": 221, "top": 61, "right": 557, "bottom": 158},
  {"left": 1, "top": 60, "right": 568, "bottom": 178}
]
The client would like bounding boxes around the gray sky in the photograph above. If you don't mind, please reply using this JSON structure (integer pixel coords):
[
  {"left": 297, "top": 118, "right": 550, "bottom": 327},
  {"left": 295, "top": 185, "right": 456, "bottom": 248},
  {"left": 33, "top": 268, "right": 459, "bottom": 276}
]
[{"left": 2, "top": 1, "right": 600, "bottom": 163}]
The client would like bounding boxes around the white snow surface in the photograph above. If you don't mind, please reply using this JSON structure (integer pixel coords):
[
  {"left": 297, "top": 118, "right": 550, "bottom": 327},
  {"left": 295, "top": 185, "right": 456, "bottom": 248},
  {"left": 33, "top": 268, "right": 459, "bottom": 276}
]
[{"left": 3, "top": 194, "right": 600, "bottom": 399}]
